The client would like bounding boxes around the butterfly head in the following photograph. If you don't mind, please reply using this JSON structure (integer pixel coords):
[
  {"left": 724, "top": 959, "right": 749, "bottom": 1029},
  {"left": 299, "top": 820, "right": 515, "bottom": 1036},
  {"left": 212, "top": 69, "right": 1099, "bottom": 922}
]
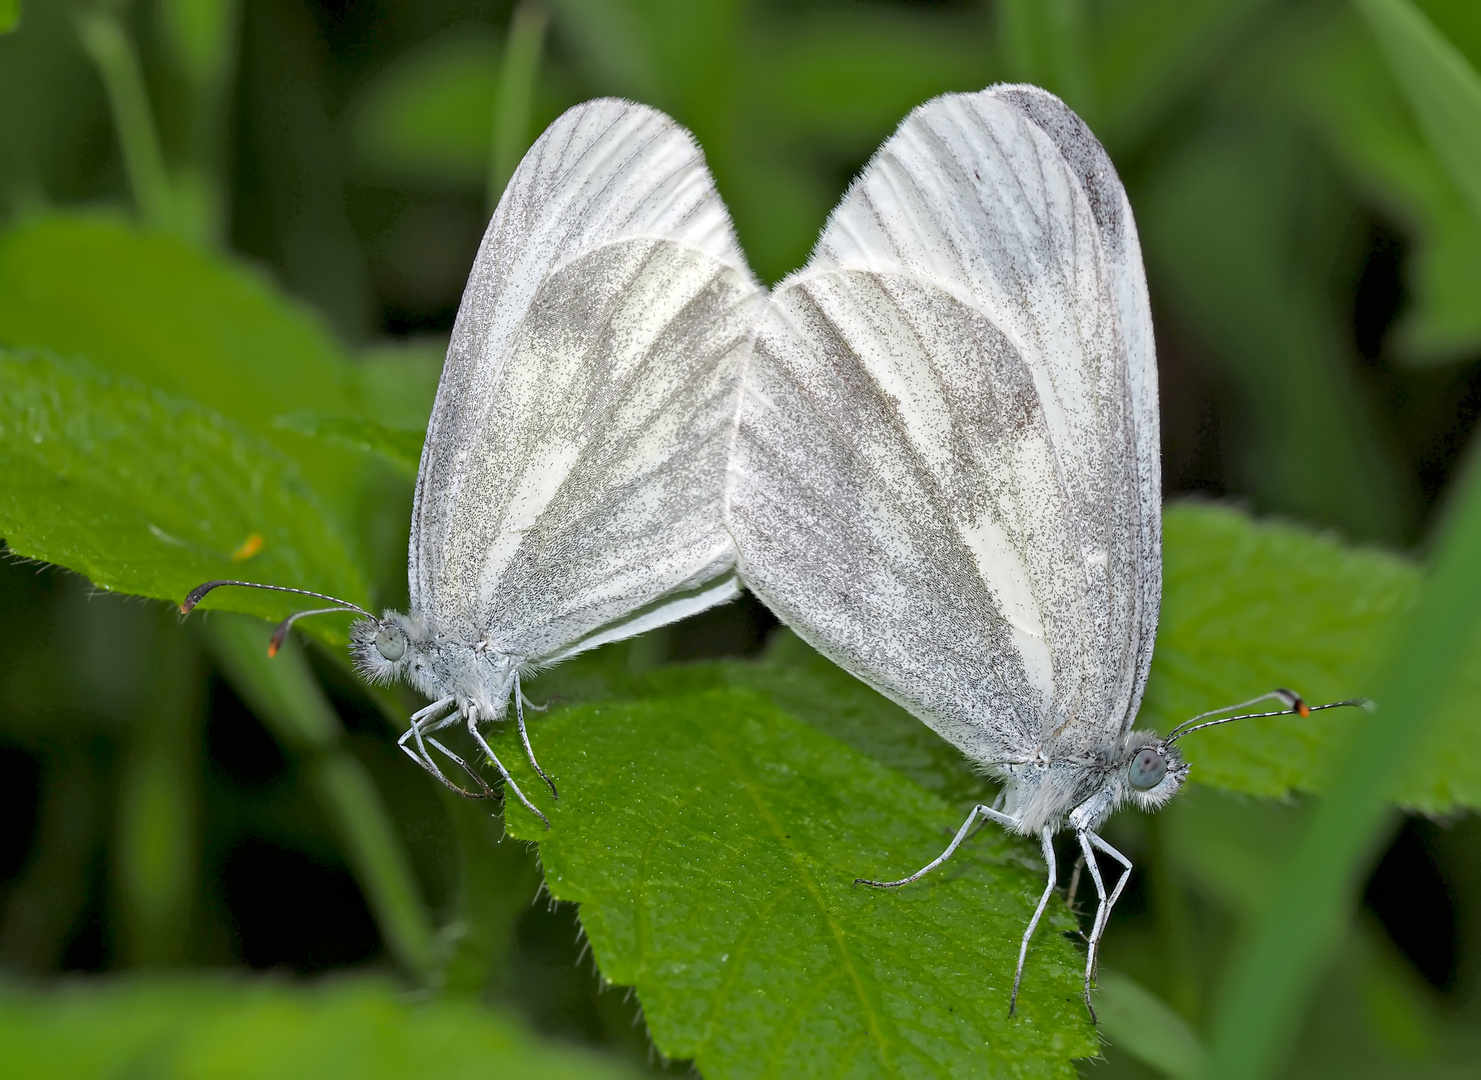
[
  {"left": 1120, "top": 733, "right": 1188, "bottom": 812},
  {"left": 350, "top": 609, "right": 439, "bottom": 693}
]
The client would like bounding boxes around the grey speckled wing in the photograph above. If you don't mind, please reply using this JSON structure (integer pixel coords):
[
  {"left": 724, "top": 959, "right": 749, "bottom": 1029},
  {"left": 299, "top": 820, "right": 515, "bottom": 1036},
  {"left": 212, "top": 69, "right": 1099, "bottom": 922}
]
[
  {"left": 727, "top": 85, "right": 1159, "bottom": 767},
  {"left": 412, "top": 98, "right": 764, "bottom": 663}
]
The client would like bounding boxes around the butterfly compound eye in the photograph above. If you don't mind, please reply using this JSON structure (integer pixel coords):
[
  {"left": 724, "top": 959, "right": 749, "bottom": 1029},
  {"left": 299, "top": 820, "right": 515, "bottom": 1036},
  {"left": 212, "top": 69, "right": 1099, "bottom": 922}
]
[
  {"left": 1128, "top": 748, "right": 1167, "bottom": 791},
  {"left": 375, "top": 626, "right": 407, "bottom": 662}
]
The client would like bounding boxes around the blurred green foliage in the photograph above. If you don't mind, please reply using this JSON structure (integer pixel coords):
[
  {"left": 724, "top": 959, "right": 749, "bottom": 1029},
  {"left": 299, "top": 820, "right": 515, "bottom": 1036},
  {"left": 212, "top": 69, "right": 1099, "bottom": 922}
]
[
  {"left": 0, "top": 977, "right": 645, "bottom": 1079},
  {"left": 4, "top": 0, "right": 1481, "bottom": 1078}
]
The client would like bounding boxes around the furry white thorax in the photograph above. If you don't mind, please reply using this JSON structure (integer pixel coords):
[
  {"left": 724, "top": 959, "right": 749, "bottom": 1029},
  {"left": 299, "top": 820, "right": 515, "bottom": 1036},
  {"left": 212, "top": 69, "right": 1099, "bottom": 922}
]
[
  {"left": 991, "top": 728, "right": 1188, "bottom": 836},
  {"left": 351, "top": 609, "right": 523, "bottom": 723}
]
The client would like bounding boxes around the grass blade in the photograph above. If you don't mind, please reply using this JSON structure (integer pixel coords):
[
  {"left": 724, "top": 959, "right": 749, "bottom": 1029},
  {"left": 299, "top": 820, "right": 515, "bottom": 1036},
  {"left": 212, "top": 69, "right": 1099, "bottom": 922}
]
[
  {"left": 72, "top": 11, "right": 176, "bottom": 235},
  {"left": 1354, "top": 0, "right": 1481, "bottom": 224},
  {"left": 488, "top": 2, "right": 548, "bottom": 208},
  {"left": 1206, "top": 451, "right": 1481, "bottom": 1078},
  {"left": 1096, "top": 970, "right": 1206, "bottom": 1079}
]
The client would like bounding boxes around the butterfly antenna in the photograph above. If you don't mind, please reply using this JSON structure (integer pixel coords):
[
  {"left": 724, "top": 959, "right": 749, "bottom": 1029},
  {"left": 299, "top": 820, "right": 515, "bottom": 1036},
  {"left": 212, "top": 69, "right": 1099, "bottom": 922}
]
[
  {"left": 180, "top": 580, "right": 374, "bottom": 656},
  {"left": 1166, "top": 688, "right": 1372, "bottom": 745},
  {"left": 266, "top": 606, "right": 367, "bottom": 656}
]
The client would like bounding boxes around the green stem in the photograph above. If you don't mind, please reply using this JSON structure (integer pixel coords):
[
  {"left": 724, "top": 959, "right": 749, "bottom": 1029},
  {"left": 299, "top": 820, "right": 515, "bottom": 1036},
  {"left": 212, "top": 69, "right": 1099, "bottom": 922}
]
[
  {"left": 311, "top": 754, "right": 438, "bottom": 983},
  {"left": 997, "top": 0, "right": 1096, "bottom": 123},
  {"left": 1206, "top": 449, "right": 1481, "bottom": 1078},
  {"left": 116, "top": 613, "right": 205, "bottom": 966},
  {"left": 205, "top": 615, "right": 437, "bottom": 983},
  {"left": 73, "top": 10, "right": 176, "bottom": 233},
  {"left": 157, "top": 0, "right": 243, "bottom": 245},
  {"left": 488, "top": 2, "right": 549, "bottom": 210},
  {"left": 437, "top": 793, "right": 542, "bottom": 996},
  {"left": 0, "top": 755, "right": 105, "bottom": 971}
]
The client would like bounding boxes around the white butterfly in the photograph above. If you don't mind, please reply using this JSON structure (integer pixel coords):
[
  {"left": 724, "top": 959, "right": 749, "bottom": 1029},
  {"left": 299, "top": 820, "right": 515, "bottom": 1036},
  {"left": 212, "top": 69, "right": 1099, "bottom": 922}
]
[
  {"left": 185, "top": 99, "right": 765, "bottom": 824},
  {"left": 724, "top": 84, "right": 1362, "bottom": 1017}
]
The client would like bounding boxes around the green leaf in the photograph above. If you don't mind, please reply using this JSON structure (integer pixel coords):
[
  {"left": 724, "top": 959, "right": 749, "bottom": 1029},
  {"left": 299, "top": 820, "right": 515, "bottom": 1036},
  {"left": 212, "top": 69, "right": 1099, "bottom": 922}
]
[
  {"left": 74, "top": 11, "right": 177, "bottom": 236},
  {"left": 733, "top": 6, "right": 995, "bottom": 282},
  {"left": 0, "top": 976, "right": 643, "bottom": 1079},
  {"left": 1143, "top": 502, "right": 1412, "bottom": 796},
  {"left": 0, "top": 349, "right": 368, "bottom": 623},
  {"left": 756, "top": 8, "right": 996, "bottom": 146},
  {"left": 265, "top": 337, "right": 443, "bottom": 480},
  {"left": 500, "top": 676, "right": 1097, "bottom": 1078},
  {"left": 1159, "top": 789, "right": 1472, "bottom": 1075},
  {"left": 1414, "top": 0, "right": 1481, "bottom": 70},
  {"left": 525, "top": 632, "right": 992, "bottom": 808},
  {"left": 273, "top": 336, "right": 445, "bottom": 477},
  {"left": 0, "top": 0, "right": 20, "bottom": 36},
  {"left": 499, "top": 506, "right": 1481, "bottom": 1080},
  {"left": 275, "top": 412, "right": 424, "bottom": 476},
  {"left": 1355, "top": 0, "right": 1481, "bottom": 226},
  {"left": 356, "top": 338, "right": 444, "bottom": 430},
  {"left": 1145, "top": 503, "right": 1481, "bottom": 812},
  {"left": 0, "top": 214, "right": 365, "bottom": 520},
  {"left": 1162, "top": 784, "right": 1308, "bottom": 918},
  {"left": 748, "top": 633, "right": 991, "bottom": 808}
]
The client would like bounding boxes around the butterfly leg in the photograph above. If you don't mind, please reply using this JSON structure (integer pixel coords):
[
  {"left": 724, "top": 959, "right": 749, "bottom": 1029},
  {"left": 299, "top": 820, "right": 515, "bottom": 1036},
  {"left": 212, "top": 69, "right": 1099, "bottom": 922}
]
[
  {"left": 1075, "top": 829, "right": 1133, "bottom": 1021},
  {"left": 401, "top": 696, "right": 454, "bottom": 765},
  {"left": 1066, "top": 854, "right": 1085, "bottom": 914},
  {"left": 406, "top": 714, "right": 494, "bottom": 799},
  {"left": 465, "top": 707, "right": 551, "bottom": 829},
  {"left": 423, "top": 734, "right": 499, "bottom": 799},
  {"left": 514, "top": 672, "right": 558, "bottom": 799},
  {"left": 397, "top": 697, "right": 490, "bottom": 799},
  {"left": 1009, "top": 828, "right": 1058, "bottom": 1017},
  {"left": 853, "top": 803, "right": 1017, "bottom": 889},
  {"left": 419, "top": 709, "right": 504, "bottom": 799}
]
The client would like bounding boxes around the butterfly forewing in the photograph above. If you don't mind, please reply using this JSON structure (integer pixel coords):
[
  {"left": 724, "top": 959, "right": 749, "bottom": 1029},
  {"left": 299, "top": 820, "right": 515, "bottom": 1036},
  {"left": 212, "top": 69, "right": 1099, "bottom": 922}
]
[
  {"left": 411, "top": 99, "right": 764, "bottom": 661},
  {"left": 728, "top": 86, "right": 1159, "bottom": 766},
  {"left": 990, "top": 86, "right": 1161, "bottom": 732}
]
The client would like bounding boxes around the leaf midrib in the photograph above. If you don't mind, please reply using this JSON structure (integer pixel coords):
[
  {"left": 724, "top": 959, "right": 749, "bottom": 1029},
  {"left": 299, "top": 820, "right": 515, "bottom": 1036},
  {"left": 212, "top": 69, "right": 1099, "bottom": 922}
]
[{"left": 699, "top": 707, "right": 898, "bottom": 1077}]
